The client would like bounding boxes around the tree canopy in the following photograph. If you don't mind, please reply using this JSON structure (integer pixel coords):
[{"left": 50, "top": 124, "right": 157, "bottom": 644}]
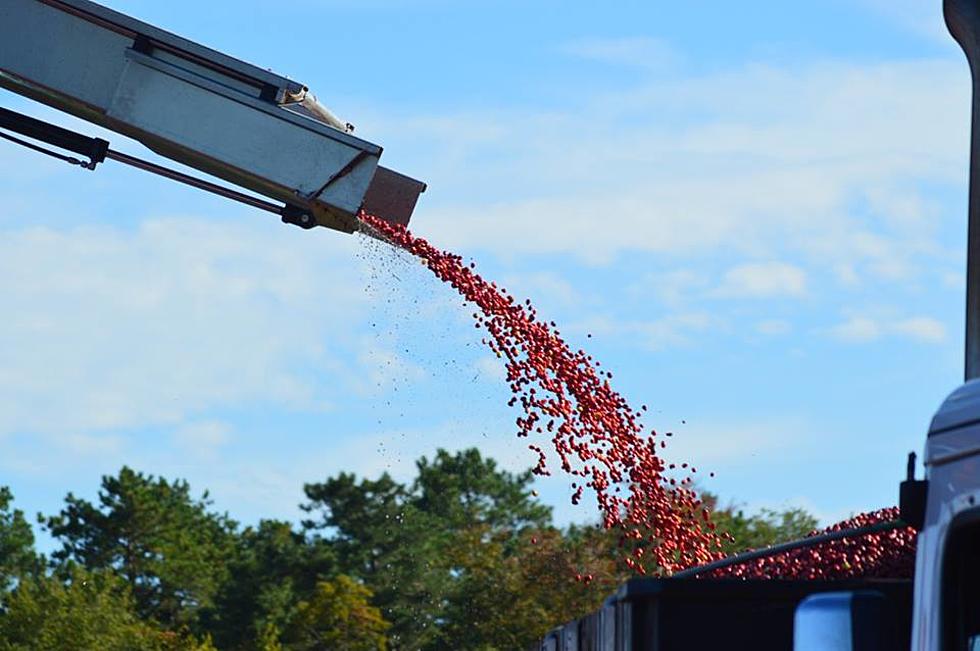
[
  {"left": 41, "top": 467, "right": 237, "bottom": 630},
  {"left": 0, "top": 450, "right": 820, "bottom": 649},
  {"left": 0, "top": 565, "right": 214, "bottom": 651},
  {"left": 0, "top": 487, "right": 39, "bottom": 596}
]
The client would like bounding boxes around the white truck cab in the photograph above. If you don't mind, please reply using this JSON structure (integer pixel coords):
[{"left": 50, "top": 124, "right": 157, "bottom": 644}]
[{"left": 911, "top": 380, "right": 980, "bottom": 650}]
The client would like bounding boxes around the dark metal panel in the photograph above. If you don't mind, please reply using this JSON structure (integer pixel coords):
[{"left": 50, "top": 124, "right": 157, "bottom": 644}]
[
  {"left": 946, "top": 0, "right": 980, "bottom": 380},
  {"left": 362, "top": 166, "right": 427, "bottom": 227},
  {"left": 0, "top": 107, "right": 108, "bottom": 164}
]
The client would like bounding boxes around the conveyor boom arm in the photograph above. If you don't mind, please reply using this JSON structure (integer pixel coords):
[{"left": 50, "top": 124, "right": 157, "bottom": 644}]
[{"left": 0, "top": 0, "right": 425, "bottom": 232}]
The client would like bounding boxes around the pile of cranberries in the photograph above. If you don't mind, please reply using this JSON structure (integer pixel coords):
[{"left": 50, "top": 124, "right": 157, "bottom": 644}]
[
  {"left": 358, "top": 212, "right": 917, "bottom": 580},
  {"left": 710, "top": 507, "right": 916, "bottom": 580}
]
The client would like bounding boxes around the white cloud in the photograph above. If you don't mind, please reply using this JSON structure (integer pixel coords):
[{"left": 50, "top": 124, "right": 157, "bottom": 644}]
[
  {"left": 833, "top": 263, "right": 861, "bottom": 287},
  {"left": 828, "top": 313, "right": 947, "bottom": 344},
  {"left": 501, "top": 271, "right": 580, "bottom": 306},
  {"left": 473, "top": 355, "right": 507, "bottom": 382},
  {"left": 0, "top": 217, "right": 380, "bottom": 437},
  {"left": 663, "top": 418, "right": 801, "bottom": 468},
  {"left": 58, "top": 432, "right": 127, "bottom": 457},
  {"left": 377, "top": 58, "right": 967, "bottom": 283},
  {"left": 172, "top": 420, "right": 232, "bottom": 457},
  {"left": 860, "top": 0, "right": 950, "bottom": 43},
  {"left": 894, "top": 316, "right": 947, "bottom": 343},
  {"left": 562, "top": 36, "right": 679, "bottom": 70},
  {"left": 636, "top": 313, "right": 714, "bottom": 349},
  {"left": 943, "top": 270, "right": 965, "bottom": 290},
  {"left": 629, "top": 269, "right": 709, "bottom": 307},
  {"left": 714, "top": 261, "right": 807, "bottom": 298},
  {"left": 571, "top": 312, "right": 716, "bottom": 351},
  {"left": 829, "top": 316, "right": 882, "bottom": 342},
  {"left": 353, "top": 338, "right": 429, "bottom": 396},
  {"left": 756, "top": 319, "right": 791, "bottom": 336}
]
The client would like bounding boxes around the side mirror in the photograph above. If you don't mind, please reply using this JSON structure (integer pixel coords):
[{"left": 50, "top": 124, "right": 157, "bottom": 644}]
[
  {"left": 794, "top": 591, "right": 891, "bottom": 651},
  {"left": 538, "top": 627, "right": 560, "bottom": 651}
]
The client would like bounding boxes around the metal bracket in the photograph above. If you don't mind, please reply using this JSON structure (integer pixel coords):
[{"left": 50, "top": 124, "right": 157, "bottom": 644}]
[{"left": 280, "top": 204, "right": 316, "bottom": 229}]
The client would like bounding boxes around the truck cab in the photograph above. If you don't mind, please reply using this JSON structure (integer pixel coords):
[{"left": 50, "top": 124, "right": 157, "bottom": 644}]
[{"left": 913, "top": 380, "right": 980, "bottom": 650}]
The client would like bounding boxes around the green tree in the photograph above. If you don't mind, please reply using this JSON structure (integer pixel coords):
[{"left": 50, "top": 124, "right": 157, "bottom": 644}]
[
  {"left": 0, "top": 487, "right": 40, "bottom": 596},
  {"left": 302, "top": 471, "right": 444, "bottom": 650},
  {"left": 0, "top": 565, "right": 214, "bottom": 651},
  {"left": 302, "top": 448, "right": 557, "bottom": 650},
  {"left": 42, "top": 467, "right": 237, "bottom": 630},
  {"left": 705, "top": 493, "right": 819, "bottom": 554},
  {"left": 205, "top": 520, "right": 336, "bottom": 650},
  {"left": 412, "top": 448, "right": 552, "bottom": 534},
  {"left": 281, "top": 575, "right": 389, "bottom": 651},
  {"left": 437, "top": 523, "right": 623, "bottom": 651}
]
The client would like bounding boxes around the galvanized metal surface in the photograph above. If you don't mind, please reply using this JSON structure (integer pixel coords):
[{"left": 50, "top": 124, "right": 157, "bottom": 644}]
[{"left": 37, "top": 0, "right": 305, "bottom": 96}]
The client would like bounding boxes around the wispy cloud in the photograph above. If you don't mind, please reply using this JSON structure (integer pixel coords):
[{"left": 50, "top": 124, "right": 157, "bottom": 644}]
[
  {"left": 713, "top": 261, "right": 807, "bottom": 299},
  {"left": 828, "top": 316, "right": 881, "bottom": 343},
  {"left": 893, "top": 316, "right": 947, "bottom": 343},
  {"left": 663, "top": 418, "right": 803, "bottom": 468},
  {"left": 859, "top": 0, "right": 951, "bottom": 43},
  {"left": 0, "top": 218, "right": 383, "bottom": 437},
  {"left": 376, "top": 58, "right": 966, "bottom": 285},
  {"left": 561, "top": 36, "right": 679, "bottom": 70},
  {"left": 569, "top": 312, "right": 717, "bottom": 351},
  {"left": 828, "top": 312, "right": 947, "bottom": 344},
  {"left": 501, "top": 271, "right": 581, "bottom": 306},
  {"left": 756, "top": 319, "right": 792, "bottom": 336},
  {"left": 172, "top": 421, "right": 233, "bottom": 458}
]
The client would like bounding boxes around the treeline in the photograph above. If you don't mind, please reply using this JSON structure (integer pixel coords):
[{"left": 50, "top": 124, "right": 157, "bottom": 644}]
[{"left": 0, "top": 448, "right": 817, "bottom": 650}]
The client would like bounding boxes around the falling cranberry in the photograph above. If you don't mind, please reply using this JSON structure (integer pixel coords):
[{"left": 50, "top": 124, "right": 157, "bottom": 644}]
[
  {"left": 360, "top": 212, "right": 905, "bottom": 577},
  {"left": 360, "top": 213, "right": 723, "bottom": 574}
]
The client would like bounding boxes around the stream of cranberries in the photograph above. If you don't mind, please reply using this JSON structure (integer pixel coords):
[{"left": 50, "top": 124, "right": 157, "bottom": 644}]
[{"left": 358, "top": 212, "right": 916, "bottom": 580}]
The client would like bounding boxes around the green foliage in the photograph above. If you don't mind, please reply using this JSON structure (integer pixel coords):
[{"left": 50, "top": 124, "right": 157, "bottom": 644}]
[
  {"left": 704, "top": 492, "right": 819, "bottom": 554},
  {"left": 302, "top": 448, "right": 588, "bottom": 650},
  {"left": 302, "top": 469, "right": 453, "bottom": 649},
  {"left": 42, "top": 467, "right": 237, "bottom": 630},
  {"left": 205, "top": 520, "right": 336, "bottom": 650},
  {"left": 412, "top": 448, "right": 552, "bottom": 533},
  {"left": 437, "top": 524, "right": 625, "bottom": 650},
  {"left": 282, "top": 575, "right": 389, "bottom": 651},
  {"left": 0, "top": 565, "right": 213, "bottom": 651},
  {"left": 256, "top": 622, "right": 284, "bottom": 651},
  {"left": 4, "top": 452, "right": 819, "bottom": 650},
  {"left": 0, "top": 486, "right": 40, "bottom": 596}
]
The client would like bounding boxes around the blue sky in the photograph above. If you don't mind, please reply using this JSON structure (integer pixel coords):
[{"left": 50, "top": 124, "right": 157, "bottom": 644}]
[{"left": 0, "top": 0, "right": 970, "bottom": 548}]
